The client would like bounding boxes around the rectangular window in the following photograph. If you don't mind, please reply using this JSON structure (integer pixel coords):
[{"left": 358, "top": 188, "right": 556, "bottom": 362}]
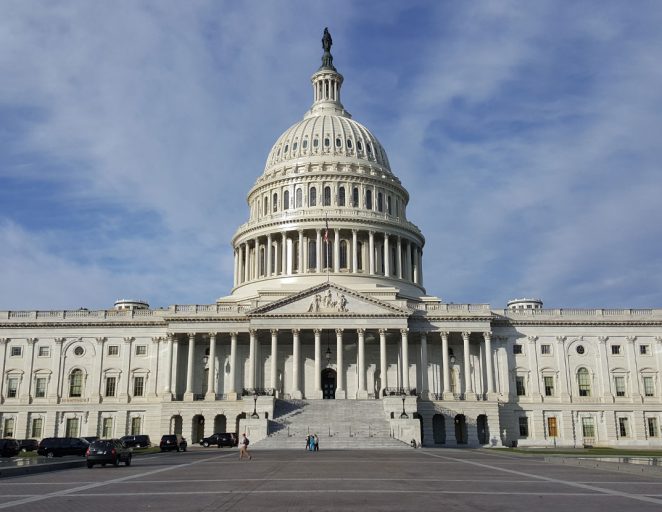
[
  {"left": 611, "top": 345, "right": 621, "bottom": 355},
  {"left": 614, "top": 376, "right": 626, "bottom": 397},
  {"left": 133, "top": 376, "right": 144, "bottom": 397},
  {"left": 640, "top": 345, "right": 650, "bottom": 355},
  {"left": 31, "top": 417, "right": 43, "bottom": 438},
  {"left": 518, "top": 417, "right": 529, "bottom": 437},
  {"left": 135, "top": 345, "right": 147, "bottom": 356},
  {"left": 65, "top": 418, "right": 79, "bottom": 438},
  {"left": 35, "top": 377, "right": 47, "bottom": 398},
  {"left": 10, "top": 346, "right": 22, "bottom": 357},
  {"left": 105, "top": 377, "right": 116, "bottom": 397},
  {"left": 582, "top": 417, "right": 595, "bottom": 438},
  {"left": 540, "top": 344, "right": 551, "bottom": 355},
  {"left": 516, "top": 376, "right": 526, "bottom": 396},
  {"left": 38, "top": 346, "right": 51, "bottom": 357},
  {"left": 544, "top": 376, "right": 555, "bottom": 397},
  {"left": 131, "top": 417, "right": 142, "bottom": 435},
  {"left": 644, "top": 376, "right": 655, "bottom": 397},
  {"left": 102, "top": 417, "right": 113, "bottom": 438},
  {"left": 7, "top": 377, "right": 18, "bottom": 398},
  {"left": 107, "top": 345, "right": 119, "bottom": 356},
  {"left": 547, "top": 417, "right": 558, "bottom": 437},
  {"left": 3, "top": 418, "right": 15, "bottom": 437},
  {"left": 618, "top": 417, "right": 629, "bottom": 437},
  {"left": 513, "top": 344, "right": 523, "bottom": 355},
  {"left": 648, "top": 417, "right": 659, "bottom": 438}
]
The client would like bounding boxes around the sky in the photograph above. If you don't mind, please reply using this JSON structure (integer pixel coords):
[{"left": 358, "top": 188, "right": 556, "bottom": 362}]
[{"left": 1, "top": 0, "right": 662, "bottom": 311}]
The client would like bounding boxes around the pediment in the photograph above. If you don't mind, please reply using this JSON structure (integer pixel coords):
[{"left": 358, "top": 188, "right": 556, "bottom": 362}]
[{"left": 248, "top": 283, "right": 409, "bottom": 318}]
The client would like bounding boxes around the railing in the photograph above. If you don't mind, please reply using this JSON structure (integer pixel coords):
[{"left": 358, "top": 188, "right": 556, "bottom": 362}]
[
  {"left": 242, "top": 388, "right": 275, "bottom": 397},
  {"left": 193, "top": 394, "right": 205, "bottom": 401},
  {"left": 500, "top": 308, "right": 656, "bottom": 317},
  {"left": 383, "top": 387, "right": 418, "bottom": 396}
]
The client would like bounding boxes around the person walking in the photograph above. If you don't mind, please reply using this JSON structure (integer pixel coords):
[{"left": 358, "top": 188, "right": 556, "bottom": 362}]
[
  {"left": 314, "top": 434, "right": 319, "bottom": 451},
  {"left": 308, "top": 434, "right": 315, "bottom": 452},
  {"left": 239, "top": 433, "right": 252, "bottom": 460},
  {"left": 305, "top": 434, "right": 310, "bottom": 451}
]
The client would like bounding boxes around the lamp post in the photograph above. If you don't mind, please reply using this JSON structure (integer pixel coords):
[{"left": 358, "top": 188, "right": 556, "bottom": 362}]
[
  {"left": 251, "top": 393, "right": 259, "bottom": 419},
  {"left": 400, "top": 394, "right": 409, "bottom": 419}
]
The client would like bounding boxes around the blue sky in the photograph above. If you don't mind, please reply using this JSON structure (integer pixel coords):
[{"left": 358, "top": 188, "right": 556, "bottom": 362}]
[{"left": 1, "top": 0, "right": 662, "bottom": 310}]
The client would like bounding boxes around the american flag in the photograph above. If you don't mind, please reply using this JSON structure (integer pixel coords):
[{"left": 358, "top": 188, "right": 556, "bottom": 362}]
[{"left": 323, "top": 215, "right": 329, "bottom": 243}]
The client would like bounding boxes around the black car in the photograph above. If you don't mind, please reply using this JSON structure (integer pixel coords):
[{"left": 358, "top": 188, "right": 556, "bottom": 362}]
[
  {"left": 0, "top": 439, "right": 20, "bottom": 458},
  {"left": 37, "top": 437, "right": 88, "bottom": 458},
  {"left": 199, "top": 433, "right": 237, "bottom": 448},
  {"left": 81, "top": 436, "right": 99, "bottom": 444},
  {"left": 86, "top": 439, "right": 132, "bottom": 468},
  {"left": 159, "top": 434, "right": 187, "bottom": 452},
  {"left": 18, "top": 439, "right": 39, "bottom": 452},
  {"left": 120, "top": 435, "right": 151, "bottom": 448}
]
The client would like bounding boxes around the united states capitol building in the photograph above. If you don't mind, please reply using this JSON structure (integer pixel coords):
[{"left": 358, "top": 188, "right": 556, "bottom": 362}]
[{"left": 1, "top": 31, "right": 661, "bottom": 449}]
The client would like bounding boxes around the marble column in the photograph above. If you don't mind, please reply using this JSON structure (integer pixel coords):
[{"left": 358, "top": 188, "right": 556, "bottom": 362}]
[
  {"left": 281, "top": 232, "right": 287, "bottom": 275},
  {"left": 266, "top": 233, "right": 272, "bottom": 277},
  {"left": 316, "top": 229, "right": 322, "bottom": 272},
  {"left": 357, "top": 329, "right": 367, "bottom": 398},
  {"left": 270, "top": 330, "right": 278, "bottom": 396},
  {"left": 184, "top": 333, "right": 195, "bottom": 400},
  {"left": 405, "top": 240, "right": 412, "bottom": 281},
  {"left": 298, "top": 230, "right": 304, "bottom": 273},
  {"left": 379, "top": 329, "right": 387, "bottom": 398},
  {"left": 441, "top": 331, "right": 452, "bottom": 399},
  {"left": 292, "top": 329, "right": 302, "bottom": 399},
  {"left": 314, "top": 329, "right": 322, "bottom": 398},
  {"left": 483, "top": 332, "right": 495, "bottom": 399},
  {"left": 286, "top": 237, "right": 293, "bottom": 275},
  {"left": 462, "top": 331, "right": 475, "bottom": 399},
  {"left": 254, "top": 237, "right": 259, "bottom": 278},
  {"left": 335, "top": 328, "right": 345, "bottom": 399},
  {"left": 368, "top": 231, "right": 375, "bottom": 275},
  {"left": 420, "top": 332, "right": 429, "bottom": 398},
  {"left": 401, "top": 329, "right": 410, "bottom": 391},
  {"left": 384, "top": 234, "right": 390, "bottom": 277},
  {"left": 248, "top": 329, "right": 257, "bottom": 391},
  {"left": 243, "top": 243, "right": 249, "bottom": 283},
  {"left": 352, "top": 229, "right": 358, "bottom": 273},
  {"left": 228, "top": 332, "right": 238, "bottom": 398},
  {"left": 205, "top": 332, "right": 217, "bottom": 400},
  {"left": 163, "top": 334, "right": 174, "bottom": 398}
]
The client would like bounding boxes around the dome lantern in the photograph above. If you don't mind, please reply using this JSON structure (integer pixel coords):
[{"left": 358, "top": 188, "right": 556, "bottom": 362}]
[{"left": 308, "top": 28, "right": 347, "bottom": 118}]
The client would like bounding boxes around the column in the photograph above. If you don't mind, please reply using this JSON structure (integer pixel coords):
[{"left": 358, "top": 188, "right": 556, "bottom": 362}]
[
  {"left": 352, "top": 229, "right": 358, "bottom": 273},
  {"left": 286, "top": 237, "right": 293, "bottom": 274},
  {"left": 413, "top": 245, "right": 419, "bottom": 284},
  {"left": 270, "top": 330, "right": 278, "bottom": 396},
  {"left": 527, "top": 336, "right": 541, "bottom": 400},
  {"left": 420, "top": 332, "right": 429, "bottom": 397},
  {"left": 121, "top": 336, "right": 134, "bottom": 399},
  {"left": 228, "top": 332, "right": 238, "bottom": 398},
  {"left": 405, "top": 240, "right": 412, "bottom": 280},
  {"left": 556, "top": 336, "right": 570, "bottom": 401},
  {"left": 266, "top": 233, "right": 272, "bottom": 277},
  {"left": 626, "top": 336, "right": 642, "bottom": 399},
  {"left": 316, "top": 229, "right": 322, "bottom": 272},
  {"left": 292, "top": 329, "right": 302, "bottom": 399},
  {"left": 281, "top": 232, "right": 287, "bottom": 275},
  {"left": 462, "top": 331, "right": 475, "bottom": 399},
  {"left": 419, "top": 247, "right": 424, "bottom": 285},
  {"left": 303, "top": 235, "right": 309, "bottom": 273},
  {"left": 379, "top": 329, "right": 387, "bottom": 398},
  {"left": 441, "top": 331, "right": 452, "bottom": 399},
  {"left": 163, "top": 334, "right": 174, "bottom": 398},
  {"left": 254, "top": 237, "right": 260, "bottom": 278},
  {"left": 21, "top": 338, "right": 37, "bottom": 403},
  {"left": 335, "top": 329, "right": 345, "bottom": 399},
  {"left": 274, "top": 239, "right": 280, "bottom": 275},
  {"left": 333, "top": 229, "right": 340, "bottom": 273},
  {"left": 298, "top": 230, "right": 304, "bottom": 273},
  {"left": 397, "top": 236, "right": 403, "bottom": 279},
  {"left": 357, "top": 329, "right": 367, "bottom": 398},
  {"left": 233, "top": 248, "right": 238, "bottom": 286},
  {"left": 401, "top": 329, "right": 410, "bottom": 391},
  {"left": 248, "top": 329, "right": 257, "bottom": 391},
  {"left": 205, "top": 332, "right": 217, "bottom": 400},
  {"left": 148, "top": 337, "right": 160, "bottom": 398},
  {"left": 384, "top": 234, "right": 390, "bottom": 277},
  {"left": 243, "top": 243, "right": 249, "bottom": 282},
  {"left": 368, "top": 231, "right": 375, "bottom": 275},
  {"left": 483, "top": 332, "right": 495, "bottom": 399},
  {"left": 184, "top": 333, "right": 195, "bottom": 400},
  {"left": 314, "top": 329, "right": 322, "bottom": 398},
  {"left": 95, "top": 337, "right": 107, "bottom": 400}
]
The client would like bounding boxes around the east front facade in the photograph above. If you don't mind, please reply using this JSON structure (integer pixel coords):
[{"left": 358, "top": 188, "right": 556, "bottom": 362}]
[{"left": 1, "top": 32, "right": 661, "bottom": 449}]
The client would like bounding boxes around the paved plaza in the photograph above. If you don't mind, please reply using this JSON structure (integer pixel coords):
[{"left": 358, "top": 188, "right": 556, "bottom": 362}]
[{"left": 0, "top": 448, "right": 661, "bottom": 511}]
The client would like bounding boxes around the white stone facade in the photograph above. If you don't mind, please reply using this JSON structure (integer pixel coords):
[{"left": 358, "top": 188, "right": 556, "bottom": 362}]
[{"left": 1, "top": 33, "right": 661, "bottom": 449}]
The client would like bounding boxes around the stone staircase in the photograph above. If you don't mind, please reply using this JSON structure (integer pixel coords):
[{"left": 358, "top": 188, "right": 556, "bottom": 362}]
[{"left": 254, "top": 399, "right": 410, "bottom": 449}]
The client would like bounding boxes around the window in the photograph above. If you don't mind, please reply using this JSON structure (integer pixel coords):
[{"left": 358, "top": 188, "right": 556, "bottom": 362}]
[
  {"left": 102, "top": 417, "right": 113, "bottom": 438},
  {"left": 515, "top": 376, "right": 526, "bottom": 396},
  {"left": 352, "top": 187, "right": 359, "bottom": 207},
  {"left": 387, "top": 196, "right": 392, "bottom": 215},
  {"left": 73, "top": 346, "right": 84, "bottom": 356},
  {"left": 648, "top": 417, "right": 659, "bottom": 437},
  {"left": 544, "top": 376, "right": 555, "bottom": 397},
  {"left": 292, "top": 241, "right": 299, "bottom": 272},
  {"left": 263, "top": 196, "right": 268, "bottom": 216},
  {"left": 518, "top": 417, "right": 528, "bottom": 437},
  {"left": 357, "top": 140, "right": 363, "bottom": 151},
  {"left": 296, "top": 188, "right": 303, "bottom": 208},
  {"left": 31, "top": 417, "right": 43, "bottom": 438},
  {"left": 313, "top": 138, "right": 319, "bottom": 148},
  {"left": 69, "top": 370, "right": 83, "bottom": 397},
  {"left": 618, "top": 417, "right": 629, "bottom": 437},
  {"left": 377, "top": 192, "right": 383, "bottom": 212},
  {"left": 512, "top": 344, "right": 523, "bottom": 355},
  {"left": 135, "top": 345, "right": 147, "bottom": 356},
  {"left": 582, "top": 417, "right": 595, "bottom": 438},
  {"left": 272, "top": 192, "right": 278, "bottom": 212},
  {"left": 640, "top": 344, "right": 650, "bottom": 355},
  {"left": 308, "top": 240, "right": 317, "bottom": 270},
  {"left": 324, "top": 137, "right": 330, "bottom": 147},
  {"left": 3, "top": 418, "right": 14, "bottom": 437},
  {"left": 576, "top": 345, "right": 585, "bottom": 355},
  {"left": 108, "top": 345, "right": 119, "bottom": 356},
  {"left": 283, "top": 190, "right": 290, "bottom": 210},
  {"left": 346, "top": 138, "right": 352, "bottom": 149},
  {"left": 309, "top": 187, "right": 317, "bottom": 207},
  {"left": 284, "top": 144, "right": 288, "bottom": 153},
  {"left": 357, "top": 241, "right": 363, "bottom": 270},
  {"left": 339, "top": 240, "right": 348, "bottom": 269},
  {"left": 335, "top": 137, "right": 341, "bottom": 147},
  {"left": 131, "top": 417, "right": 142, "bottom": 435},
  {"left": 293, "top": 141, "right": 297, "bottom": 151},
  {"left": 644, "top": 376, "right": 655, "bottom": 397},
  {"left": 133, "top": 376, "right": 145, "bottom": 397},
  {"left": 38, "top": 346, "right": 50, "bottom": 357},
  {"left": 105, "top": 376, "right": 117, "bottom": 397},
  {"left": 367, "top": 142, "right": 372, "bottom": 155},
  {"left": 366, "top": 189, "right": 372, "bottom": 209},
  {"left": 35, "top": 377, "right": 47, "bottom": 398},
  {"left": 323, "top": 186, "right": 331, "bottom": 206},
  {"left": 65, "top": 417, "right": 79, "bottom": 437},
  {"left": 547, "top": 417, "right": 558, "bottom": 437},
  {"left": 611, "top": 345, "right": 621, "bottom": 355},
  {"left": 10, "top": 346, "right": 22, "bottom": 357},
  {"left": 7, "top": 377, "right": 18, "bottom": 398},
  {"left": 303, "top": 139, "right": 308, "bottom": 149},
  {"left": 614, "top": 376, "right": 626, "bottom": 397},
  {"left": 540, "top": 344, "right": 551, "bottom": 355},
  {"left": 577, "top": 368, "right": 591, "bottom": 396},
  {"left": 338, "top": 187, "right": 346, "bottom": 206}
]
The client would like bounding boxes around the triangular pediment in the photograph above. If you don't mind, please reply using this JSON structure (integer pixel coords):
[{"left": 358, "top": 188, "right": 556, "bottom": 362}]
[{"left": 247, "top": 282, "right": 409, "bottom": 318}]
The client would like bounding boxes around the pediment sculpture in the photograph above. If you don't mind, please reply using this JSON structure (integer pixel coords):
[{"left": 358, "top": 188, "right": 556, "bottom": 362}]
[{"left": 307, "top": 289, "right": 348, "bottom": 313}]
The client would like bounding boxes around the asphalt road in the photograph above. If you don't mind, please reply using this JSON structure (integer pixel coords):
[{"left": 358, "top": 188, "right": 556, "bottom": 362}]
[{"left": 0, "top": 448, "right": 661, "bottom": 511}]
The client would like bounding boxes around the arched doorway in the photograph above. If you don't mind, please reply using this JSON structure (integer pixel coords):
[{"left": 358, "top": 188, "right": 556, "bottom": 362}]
[
  {"left": 214, "top": 414, "right": 227, "bottom": 433},
  {"left": 192, "top": 415, "right": 205, "bottom": 443},
  {"left": 477, "top": 414, "right": 489, "bottom": 445},
  {"left": 235, "top": 412, "right": 246, "bottom": 434},
  {"left": 170, "top": 415, "right": 183, "bottom": 435},
  {"left": 454, "top": 414, "right": 467, "bottom": 445},
  {"left": 433, "top": 414, "right": 446, "bottom": 444},
  {"left": 322, "top": 368, "right": 336, "bottom": 399}
]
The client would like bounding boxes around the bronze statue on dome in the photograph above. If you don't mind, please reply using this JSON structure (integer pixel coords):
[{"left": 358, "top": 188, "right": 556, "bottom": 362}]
[{"left": 320, "top": 27, "right": 335, "bottom": 70}]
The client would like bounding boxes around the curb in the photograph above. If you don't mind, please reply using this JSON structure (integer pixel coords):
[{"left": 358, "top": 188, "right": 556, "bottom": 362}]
[
  {"left": 0, "top": 459, "right": 87, "bottom": 478},
  {"left": 545, "top": 456, "right": 662, "bottom": 477}
]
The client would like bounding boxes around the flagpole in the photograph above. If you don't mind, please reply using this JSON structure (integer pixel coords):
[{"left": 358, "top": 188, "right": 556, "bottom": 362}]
[{"left": 325, "top": 212, "right": 330, "bottom": 283}]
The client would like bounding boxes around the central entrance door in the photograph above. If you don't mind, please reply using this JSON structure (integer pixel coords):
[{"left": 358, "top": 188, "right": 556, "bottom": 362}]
[{"left": 321, "top": 368, "right": 337, "bottom": 399}]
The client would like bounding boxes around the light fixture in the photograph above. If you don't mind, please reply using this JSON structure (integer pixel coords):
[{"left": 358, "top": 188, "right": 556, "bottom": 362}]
[
  {"left": 202, "top": 355, "right": 209, "bottom": 365},
  {"left": 325, "top": 330, "right": 332, "bottom": 363},
  {"left": 251, "top": 393, "right": 259, "bottom": 419},
  {"left": 449, "top": 348, "right": 456, "bottom": 365}
]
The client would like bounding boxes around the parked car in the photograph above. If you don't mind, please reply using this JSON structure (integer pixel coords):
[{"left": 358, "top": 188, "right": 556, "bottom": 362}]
[
  {"left": 159, "top": 434, "right": 187, "bottom": 452},
  {"left": 86, "top": 439, "right": 132, "bottom": 468},
  {"left": 199, "top": 433, "right": 237, "bottom": 448},
  {"left": 120, "top": 435, "right": 151, "bottom": 449},
  {"left": 81, "top": 436, "right": 99, "bottom": 444},
  {"left": 0, "top": 439, "right": 20, "bottom": 458},
  {"left": 37, "top": 437, "right": 88, "bottom": 458},
  {"left": 17, "top": 439, "right": 39, "bottom": 452}
]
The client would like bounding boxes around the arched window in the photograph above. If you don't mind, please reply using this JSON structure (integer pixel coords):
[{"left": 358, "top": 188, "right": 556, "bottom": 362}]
[
  {"left": 283, "top": 190, "right": 290, "bottom": 210},
  {"left": 387, "top": 196, "right": 392, "bottom": 215},
  {"left": 339, "top": 240, "right": 348, "bottom": 269},
  {"left": 577, "top": 368, "right": 591, "bottom": 396},
  {"left": 366, "top": 189, "right": 373, "bottom": 210},
  {"left": 293, "top": 241, "right": 299, "bottom": 272},
  {"left": 259, "top": 247, "right": 266, "bottom": 276},
  {"left": 272, "top": 193, "right": 278, "bottom": 213},
  {"left": 395, "top": 199, "right": 400, "bottom": 218},
  {"left": 308, "top": 239, "right": 317, "bottom": 270},
  {"left": 353, "top": 187, "right": 359, "bottom": 207},
  {"left": 338, "top": 187, "right": 346, "bottom": 206},
  {"left": 263, "top": 197, "right": 268, "bottom": 216},
  {"left": 377, "top": 192, "right": 383, "bottom": 212},
  {"left": 323, "top": 186, "right": 331, "bottom": 206},
  {"left": 296, "top": 188, "right": 303, "bottom": 208},
  {"left": 69, "top": 369, "right": 83, "bottom": 398},
  {"left": 270, "top": 243, "right": 276, "bottom": 274},
  {"left": 357, "top": 241, "right": 363, "bottom": 271},
  {"left": 309, "top": 187, "right": 317, "bottom": 207}
]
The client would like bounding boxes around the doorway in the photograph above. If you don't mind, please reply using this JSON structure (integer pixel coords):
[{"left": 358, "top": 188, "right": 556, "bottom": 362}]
[
  {"left": 454, "top": 414, "right": 467, "bottom": 445},
  {"left": 322, "top": 368, "right": 337, "bottom": 399}
]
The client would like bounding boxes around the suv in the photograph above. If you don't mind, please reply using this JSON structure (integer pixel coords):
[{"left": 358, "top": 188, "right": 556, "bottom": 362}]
[
  {"left": 120, "top": 435, "right": 151, "bottom": 449},
  {"left": 18, "top": 439, "right": 39, "bottom": 452},
  {"left": 159, "top": 434, "right": 187, "bottom": 452},
  {"left": 199, "top": 433, "right": 237, "bottom": 448},
  {"left": 37, "top": 437, "right": 88, "bottom": 458},
  {"left": 86, "top": 439, "right": 132, "bottom": 468},
  {"left": 0, "top": 439, "right": 20, "bottom": 458}
]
